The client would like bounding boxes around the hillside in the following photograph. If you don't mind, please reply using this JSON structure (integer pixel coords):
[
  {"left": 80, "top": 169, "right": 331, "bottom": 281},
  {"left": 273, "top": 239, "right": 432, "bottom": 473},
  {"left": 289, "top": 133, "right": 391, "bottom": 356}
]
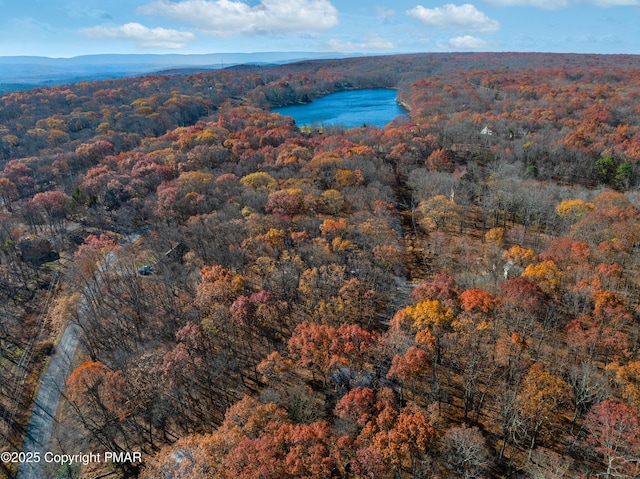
[
  {"left": 0, "top": 52, "right": 350, "bottom": 94},
  {"left": 2, "top": 52, "right": 640, "bottom": 479}
]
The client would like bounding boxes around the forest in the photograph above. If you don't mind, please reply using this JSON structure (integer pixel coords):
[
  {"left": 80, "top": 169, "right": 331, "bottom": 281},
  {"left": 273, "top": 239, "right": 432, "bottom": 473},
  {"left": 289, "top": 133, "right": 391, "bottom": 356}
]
[{"left": 1, "top": 52, "right": 640, "bottom": 478}]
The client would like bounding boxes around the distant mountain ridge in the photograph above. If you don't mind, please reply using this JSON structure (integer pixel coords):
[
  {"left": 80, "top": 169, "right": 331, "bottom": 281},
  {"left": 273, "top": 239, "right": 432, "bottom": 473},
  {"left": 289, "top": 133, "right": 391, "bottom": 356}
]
[{"left": 0, "top": 52, "right": 351, "bottom": 93}]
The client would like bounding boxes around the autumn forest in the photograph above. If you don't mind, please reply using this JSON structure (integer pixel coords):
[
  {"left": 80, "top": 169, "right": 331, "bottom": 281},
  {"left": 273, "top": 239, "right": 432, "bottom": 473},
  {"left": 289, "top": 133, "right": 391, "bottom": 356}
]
[{"left": 2, "top": 52, "right": 640, "bottom": 478}]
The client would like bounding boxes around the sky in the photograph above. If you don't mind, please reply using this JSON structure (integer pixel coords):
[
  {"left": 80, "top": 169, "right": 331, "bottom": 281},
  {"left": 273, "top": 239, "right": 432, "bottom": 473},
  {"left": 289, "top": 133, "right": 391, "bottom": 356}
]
[{"left": 0, "top": 0, "right": 639, "bottom": 58}]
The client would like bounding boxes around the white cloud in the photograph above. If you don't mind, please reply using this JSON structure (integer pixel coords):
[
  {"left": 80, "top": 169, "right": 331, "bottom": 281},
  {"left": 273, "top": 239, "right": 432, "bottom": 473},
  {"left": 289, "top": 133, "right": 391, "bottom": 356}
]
[
  {"left": 327, "top": 35, "right": 396, "bottom": 52},
  {"left": 407, "top": 4, "right": 500, "bottom": 32},
  {"left": 484, "top": 0, "right": 569, "bottom": 8},
  {"left": 448, "top": 34, "right": 494, "bottom": 49},
  {"left": 585, "top": 0, "right": 640, "bottom": 5},
  {"left": 485, "top": 0, "right": 639, "bottom": 8},
  {"left": 137, "top": 0, "right": 339, "bottom": 36},
  {"left": 80, "top": 23, "right": 195, "bottom": 48}
]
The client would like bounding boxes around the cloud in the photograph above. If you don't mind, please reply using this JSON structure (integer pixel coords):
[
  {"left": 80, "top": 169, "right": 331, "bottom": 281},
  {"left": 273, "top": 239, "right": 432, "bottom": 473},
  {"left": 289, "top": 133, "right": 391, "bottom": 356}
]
[
  {"left": 483, "top": 0, "right": 569, "bottom": 8},
  {"left": 448, "top": 35, "right": 494, "bottom": 49},
  {"left": 375, "top": 6, "right": 396, "bottom": 17},
  {"left": 407, "top": 4, "right": 500, "bottom": 32},
  {"left": 137, "top": 0, "right": 339, "bottom": 36},
  {"left": 67, "top": 5, "right": 114, "bottom": 20},
  {"left": 585, "top": 0, "right": 640, "bottom": 5},
  {"left": 11, "top": 17, "right": 56, "bottom": 33},
  {"left": 485, "top": 0, "right": 639, "bottom": 8},
  {"left": 327, "top": 35, "right": 396, "bottom": 52},
  {"left": 80, "top": 23, "right": 195, "bottom": 48}
]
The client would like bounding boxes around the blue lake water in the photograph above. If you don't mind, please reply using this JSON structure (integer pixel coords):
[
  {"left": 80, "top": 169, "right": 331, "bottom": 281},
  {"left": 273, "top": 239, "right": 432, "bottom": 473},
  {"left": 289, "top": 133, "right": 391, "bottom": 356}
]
[{"left": 273, "top": 89, "right": 408, "bottom": 128}]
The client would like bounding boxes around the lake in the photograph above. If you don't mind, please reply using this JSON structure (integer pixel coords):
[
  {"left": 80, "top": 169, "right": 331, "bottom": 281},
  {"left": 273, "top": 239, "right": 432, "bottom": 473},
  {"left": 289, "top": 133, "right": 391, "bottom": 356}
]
[{"left": 272, "top": 89, "right": 408, "bottom": 128}]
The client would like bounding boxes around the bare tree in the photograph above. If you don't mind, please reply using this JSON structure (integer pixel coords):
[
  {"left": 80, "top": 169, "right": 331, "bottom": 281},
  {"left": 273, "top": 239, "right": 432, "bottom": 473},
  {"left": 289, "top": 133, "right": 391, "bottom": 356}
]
[{"left": 442, "top": 423, "right": 492, "bottom": 479}]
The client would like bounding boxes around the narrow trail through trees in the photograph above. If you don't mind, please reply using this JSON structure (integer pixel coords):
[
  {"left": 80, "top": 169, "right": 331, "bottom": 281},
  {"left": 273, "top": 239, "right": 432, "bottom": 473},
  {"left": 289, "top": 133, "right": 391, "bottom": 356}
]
[
  {"left": 391, "top": 164, "right": 432, "bottom": 284},
  {"left": 383, "top": 162, "right": 432, "bottom": 323}
]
